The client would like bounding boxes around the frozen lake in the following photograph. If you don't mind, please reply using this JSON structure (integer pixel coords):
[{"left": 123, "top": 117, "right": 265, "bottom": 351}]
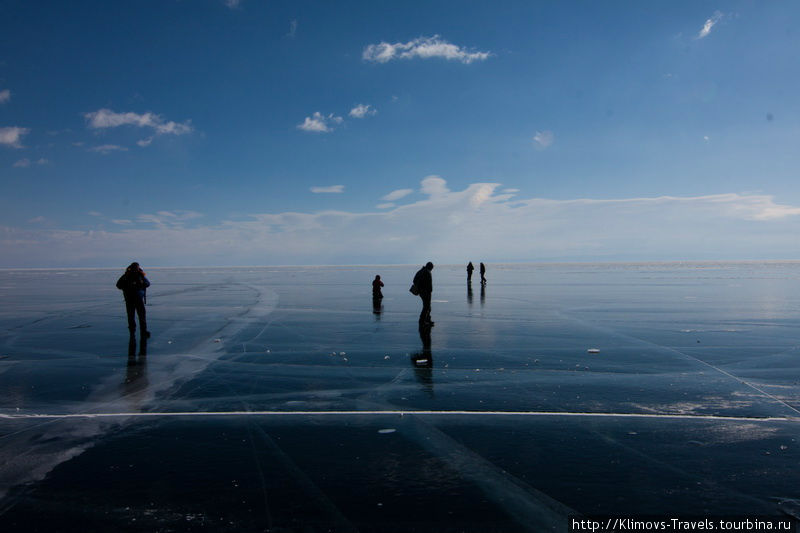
[{"left": 1, "top": 263, "right": 799, "bottom": 531}]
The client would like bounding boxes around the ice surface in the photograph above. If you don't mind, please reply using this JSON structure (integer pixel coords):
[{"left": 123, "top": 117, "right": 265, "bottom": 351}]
[{"left": 1, "top": 263, "right": 799, "bottom": 531}]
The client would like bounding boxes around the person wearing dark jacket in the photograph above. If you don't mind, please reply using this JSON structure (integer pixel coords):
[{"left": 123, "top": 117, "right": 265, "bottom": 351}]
[
  {"left": 480, "top": 262, "right": 487, "bottom": 285},
  {"left": 466, "top": 262, "right": 474, "bottom": 282},
  {"left": 413, "top": 262, "right": 435, "bottom": 326},
  {"left": 372, "top": 275, "right": 384, "bottom": 299},
  {"left": 116, "top": 262, "right": 151, "bottom": 338}
]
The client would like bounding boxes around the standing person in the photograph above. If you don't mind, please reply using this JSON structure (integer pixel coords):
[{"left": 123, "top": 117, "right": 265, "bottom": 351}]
[
  {"left": 466, "top": 262, "right": 474, "bottom": 282},
  {"left": 413, "top": 262, "right": 435, "bottom": 327},
  {"left": 480, "top": 262, "right": 487, "bottom": 285},
  {"left": 116, "top": 262, "right": 151, "bottom": 338},
  {"left": 372, "top": 275, "right": 384, "bottom": 299}
]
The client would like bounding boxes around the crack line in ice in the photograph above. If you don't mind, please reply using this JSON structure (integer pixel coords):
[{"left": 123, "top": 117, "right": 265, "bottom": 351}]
[
  {"left": 557, "top": 311, "right": 800, "bottom": 417},
  {"left": 1, "top": 410, "right": 796, "bottom": 422}
]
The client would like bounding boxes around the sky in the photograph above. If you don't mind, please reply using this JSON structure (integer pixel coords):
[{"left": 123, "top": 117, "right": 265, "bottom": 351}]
[{"left": 2, "top": 0, "right": 800, "bottom": 267}]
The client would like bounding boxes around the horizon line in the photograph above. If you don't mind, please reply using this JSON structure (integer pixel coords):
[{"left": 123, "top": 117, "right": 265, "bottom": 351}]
[{"left": 3, "top": 259, "right": 800, "bottom": 271}]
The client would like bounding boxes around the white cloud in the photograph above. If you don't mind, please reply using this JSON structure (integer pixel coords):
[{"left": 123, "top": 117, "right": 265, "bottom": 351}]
[
  {"left": 84, "top": 109, "right": 193, "bottom": 138},
  {"left": 349, "top": 104, "right": 377, "bottom": 118},
  {"left": 0, "top": 127, "right": 30, "bottom": 148},
  {"left": 376, "top": 203, "right": 395, "bottom": 209},
  {"left": 0, "top": 90, "right": 10, "bottom": 104},
  {"left": 7, "top": 179, "right": 800, "bottom": 267},
  {"left": 382, "top": 188, "right": 414, "bottom": 202},
  {"left": 363, "top": 35, "right": 491, "bottom": 64},
  {"left": 533, "top": 130, "right": 554, "bottom": 149},
  {"left": 297, "top": 112, "right": 343, "bottom": 133},
  {"left": 224, "top": 0, "right": 241, "bottom": 8},
  {"left": 137, "top": 137, "right": 153, "bottom": 147},
  {"left": 311, "top": 185, "right": 345, "bottom": 194},
  {"left": 697, "top": 11, "right": 724, "bottom": 39},
  {"left": 88, "top": 144, "right": 128, "bottom": 154},
  {"left": 421, "top": 175, "right": 450, "bottom": 196},
  {"left": 112, "top": 219, "right": 133, "bottom": 225},
  {"left": 28, "top": 216, "right": 47, "bottom": 224},
  {"left": 87, "top": 211, "right": 103, "bottom": 217},
  {"left": 287, "top": 19, "right": 297, "bottom": 38}
]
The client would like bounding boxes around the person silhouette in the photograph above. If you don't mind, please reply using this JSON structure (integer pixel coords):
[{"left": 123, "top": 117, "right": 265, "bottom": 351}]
[
  {"left": 480, "top": 262, "right": 487, "bottom": 285},
  {"left": 467, "top": 262, "right": 474, "bottom": 282},
  {"left": 413, "top": 262, "right": 435, "bottom": 326},
  {"left": 372, "top": 275, "right": 384, "bottom": 299},
  {"left": 116, "top": 262, "right": 151, "bottom": 339}
]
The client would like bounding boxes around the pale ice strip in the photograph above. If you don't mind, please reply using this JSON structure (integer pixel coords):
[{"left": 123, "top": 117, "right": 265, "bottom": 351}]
[{"left": 1, "top": 410, "right": 796, "bottom": 423}]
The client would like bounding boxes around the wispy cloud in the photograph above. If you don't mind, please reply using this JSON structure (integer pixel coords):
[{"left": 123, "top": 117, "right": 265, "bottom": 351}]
[
  {"left": 88, "top": 144, "right": 128, "bottom": 154},
  {"left": 297, "top": 112, "right": 343, "bottom": 133},
  {"left": 311, "top": 185, "right": 344, "bottom": 194},
  {"left": 224, "top": 0, "right": 241, "bottom": 8},
  {"left": 287, "top": 19, "right": 297, "bottom": 38},
  {"left": 0, "top": 127, "right": 30, "bottom": 148},
  {"left": 84, "top": 109, "right": 193, "bottom": 138},
  {"left": 0, "top": 90, "right": 10, "bottom": 104},
  {"left": 697, "top": 11, "right": 724, "bottom": 39},
  {"left": 533, "top": 130, "right": 554, "bottom": 149},
  {"left": 6, "top": 179, "right": 800, "bottom": 267},
  {"left": 381, "top": 189, "right": 414, "bottom": 202},
  {"left": 137, "top": 210, "right": 203, "bottom": 229},
  {"left": 12, "top": 157, "right": 48, "bottom": 168},
  {"left": 363, "top": 35, "right": 491, "bottom": 64},
  {"left": 349, "top": 104, "right": 377, "bottom": 119}
]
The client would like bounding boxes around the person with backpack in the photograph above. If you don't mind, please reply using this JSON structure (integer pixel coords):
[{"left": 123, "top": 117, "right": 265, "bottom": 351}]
[
  {"left": 412, "top": 262, "right": 435, "bottom": 327},
  {"left": 116, "top": 262, "right": 151, "bottom": 338}
]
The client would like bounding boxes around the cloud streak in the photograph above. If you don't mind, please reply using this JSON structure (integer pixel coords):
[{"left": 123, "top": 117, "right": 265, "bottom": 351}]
[
  {"left": 5, "top": 178, "right": 800, "bottom": 267},
  {"left": 363, "top": 35, "right": 491, "bottom": 64},
  {"left": 12, "top": 158, "right": 48, "bottom": 168},
  {"left": 697, "top": 11, "right": 724, "bottom": 39},
  {"left": 84, "top": 109, "right": 193, "bottom": 138},
  {"left": 381, "top": 189, "right": 414, "bottom": 202},
  {"left": 311, "top": 185, "right": 344, "bottom": 194},
  {"left": 88, "top": 144, "right": 128, "bottom": 154},
  {"left": 0, "top": 90, "right": 10, "bottom": 104}
]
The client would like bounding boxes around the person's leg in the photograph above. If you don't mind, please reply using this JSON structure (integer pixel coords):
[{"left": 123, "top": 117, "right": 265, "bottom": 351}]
[
  {"left": 125, "top": 298, "right": 137, "bottom": 334},
  {"left": 420, "top": 293, "right": 432, "bottom": 324},
  {"left": 135, "top": 298, "right": 148, "bottom": 337}
]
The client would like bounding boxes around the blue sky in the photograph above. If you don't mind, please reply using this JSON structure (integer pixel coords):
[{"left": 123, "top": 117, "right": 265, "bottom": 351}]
[{"left": 2, "top": 1, "right": 800, "bottom": 267}]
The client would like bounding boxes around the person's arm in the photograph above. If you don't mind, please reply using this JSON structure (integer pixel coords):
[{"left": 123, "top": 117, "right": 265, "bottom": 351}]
[
  {"left": 142, "top": 276, "right": 151, "bottom": 289},
  {"left": 116, "top": 275, "right": 126, "bottom": 290}
]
